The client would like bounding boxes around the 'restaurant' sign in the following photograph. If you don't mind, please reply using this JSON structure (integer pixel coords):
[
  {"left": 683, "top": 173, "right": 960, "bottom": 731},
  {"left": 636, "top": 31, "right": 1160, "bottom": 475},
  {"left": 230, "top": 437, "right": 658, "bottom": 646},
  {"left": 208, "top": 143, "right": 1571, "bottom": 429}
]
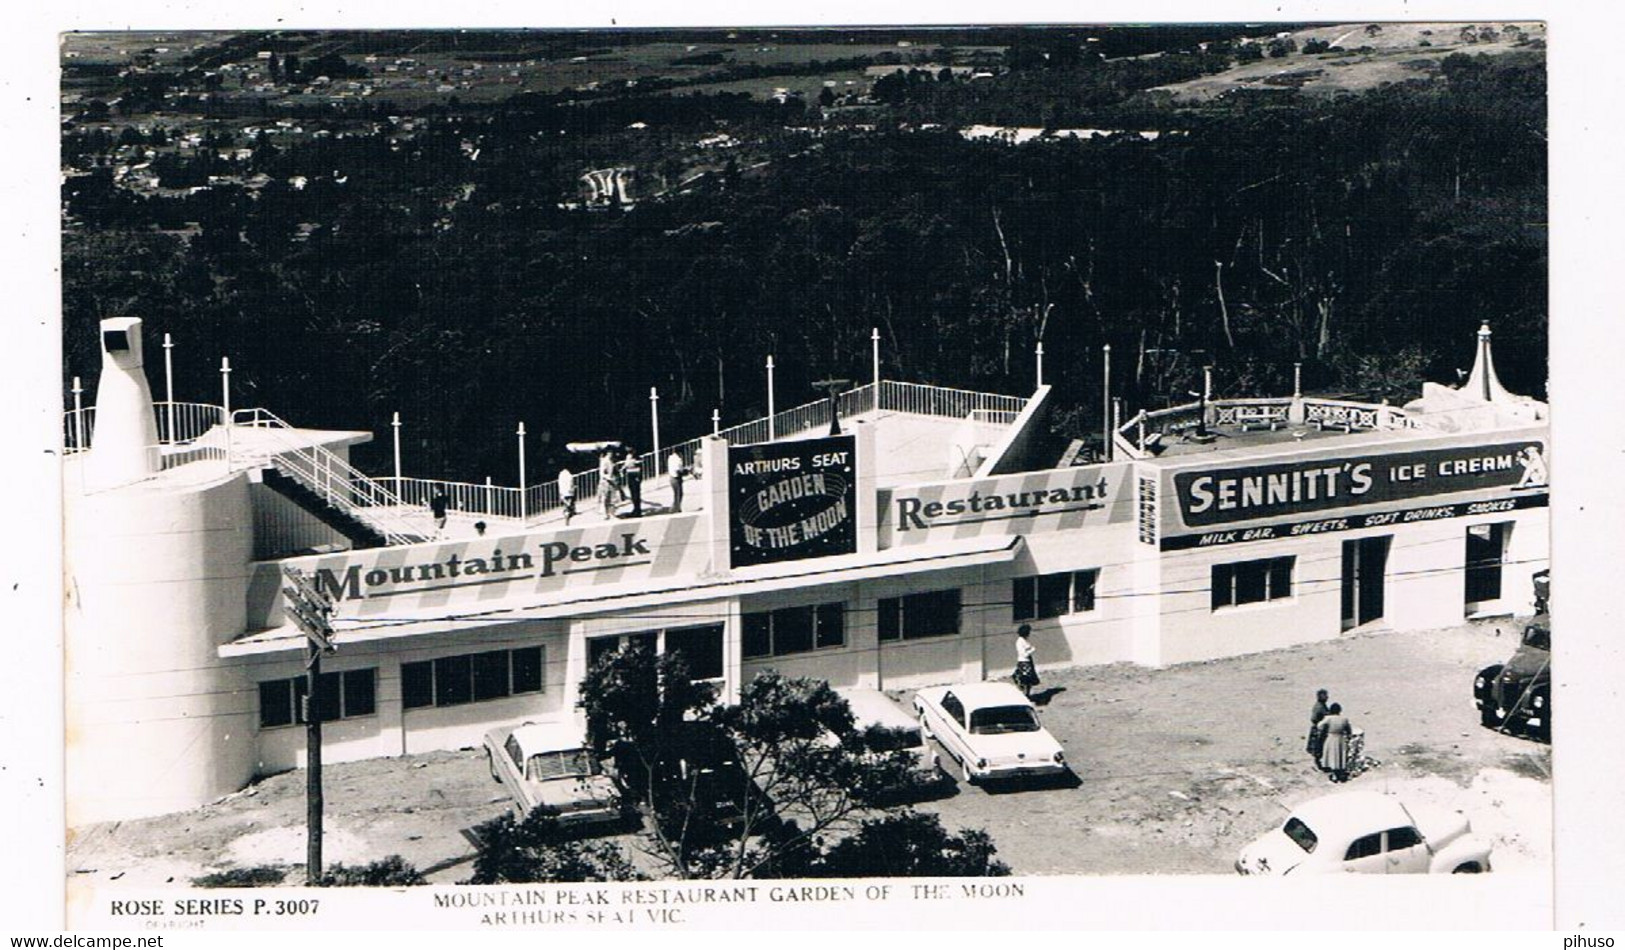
[
  {"left": 728, "top": 435, "right": 857, "bottom": 567},
  {"left": 1172, "top": 441, "right": 1548, "bottom": 528}
]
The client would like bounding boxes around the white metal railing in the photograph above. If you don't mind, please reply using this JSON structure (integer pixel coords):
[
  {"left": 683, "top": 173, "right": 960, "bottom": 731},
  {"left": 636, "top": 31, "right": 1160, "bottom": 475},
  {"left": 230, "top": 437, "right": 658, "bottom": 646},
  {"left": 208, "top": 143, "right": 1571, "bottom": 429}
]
[
  {"left": 1113, "top": 394, "right": 1418, "bottom": 458},
  {"left": 65, "top": 379, "right": 1032, "bottom": 535},
  {"left": 64, "top": 401, "right": 226, "bottom": 455},
  {"left": 877, "top": 379, "right": 1028, "bottom": 419},
  {"left": 232, "top": 408, "right": 423, "bottom": 545},
  {"left": 386, "top": 475, "right": 526, "bottom": 522},
  {"left": 156, "top": 401, "right": 227, "bottom": 445}
]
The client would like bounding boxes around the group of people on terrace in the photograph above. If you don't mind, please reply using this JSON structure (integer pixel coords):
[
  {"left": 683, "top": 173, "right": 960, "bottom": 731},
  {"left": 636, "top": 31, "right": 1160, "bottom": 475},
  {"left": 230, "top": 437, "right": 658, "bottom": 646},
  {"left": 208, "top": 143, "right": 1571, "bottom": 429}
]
[{"left": 556, "top": 446, "right": 701, "bottom": 526}]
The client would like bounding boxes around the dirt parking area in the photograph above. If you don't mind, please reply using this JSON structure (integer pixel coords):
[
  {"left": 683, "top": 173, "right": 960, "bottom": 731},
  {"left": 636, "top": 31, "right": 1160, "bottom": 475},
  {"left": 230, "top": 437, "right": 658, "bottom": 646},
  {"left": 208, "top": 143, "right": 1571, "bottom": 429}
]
[
  {"left": 64, "top": 620, "right": 1549, "bottom": 885},
  {"left": 915, "top": 619, "right": 1551, "bottom": 875}
]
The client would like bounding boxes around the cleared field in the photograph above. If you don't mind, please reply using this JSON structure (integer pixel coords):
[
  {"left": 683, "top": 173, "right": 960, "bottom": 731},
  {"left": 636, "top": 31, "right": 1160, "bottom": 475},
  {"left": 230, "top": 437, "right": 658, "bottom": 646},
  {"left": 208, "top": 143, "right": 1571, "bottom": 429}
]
[{"left": 1154, "top": 21, "right": 1545, "bottom": 100}]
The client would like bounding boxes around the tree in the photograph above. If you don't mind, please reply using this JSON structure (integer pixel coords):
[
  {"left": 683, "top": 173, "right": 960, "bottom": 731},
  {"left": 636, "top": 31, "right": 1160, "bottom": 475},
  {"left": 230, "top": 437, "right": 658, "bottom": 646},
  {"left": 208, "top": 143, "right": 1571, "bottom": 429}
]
[
  {"left": 785, "top": 811, "right": 1011, "bottom": 878},
  {"left": 818, "top": 86, "right": 836, "bottom": 108},
  {"left": 465, "top": 811, "right": 643, "bottom": 884},
  {"left": 576, "top": 649, "right": 916, "bottom": 880}
]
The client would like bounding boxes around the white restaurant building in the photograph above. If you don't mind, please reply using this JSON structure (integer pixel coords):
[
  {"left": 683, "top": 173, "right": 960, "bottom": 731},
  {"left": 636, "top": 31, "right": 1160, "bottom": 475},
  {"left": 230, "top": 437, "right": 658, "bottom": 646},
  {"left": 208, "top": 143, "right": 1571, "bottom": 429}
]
[{"left": 64, "top": 319, "right": 1549, "bottom": 822}]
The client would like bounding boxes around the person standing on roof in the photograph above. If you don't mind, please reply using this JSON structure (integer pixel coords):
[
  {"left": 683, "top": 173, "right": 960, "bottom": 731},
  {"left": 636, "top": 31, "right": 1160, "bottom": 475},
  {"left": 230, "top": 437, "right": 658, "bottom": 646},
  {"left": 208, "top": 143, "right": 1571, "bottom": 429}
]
[
  {"left": 621, "top": 448, "right": 643, "bottom": 518},
  {"left": 558, "top": 465, "right": 576, "bottom": 525},
  {"left": 597, "top": 450, "right": 618, "bottom": 519},
  {"left": 429, "top": 489, "right": 450, "bottom": 539},
  {"left": 667, "top": 449, "right": 688, "bottom": 512}
]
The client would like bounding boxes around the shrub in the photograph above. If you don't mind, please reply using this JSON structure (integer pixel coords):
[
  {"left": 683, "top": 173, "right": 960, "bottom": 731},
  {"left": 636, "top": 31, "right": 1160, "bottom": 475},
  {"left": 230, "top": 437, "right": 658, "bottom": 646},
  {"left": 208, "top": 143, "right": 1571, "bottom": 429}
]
[
  {"left": 192, "top": 865, "right": 288, "bottom": 887},
  {"left": 463, "top": 812, "right": 642, "bottom": 884},
  {"left": 319, "top": 855, "right": 427, "bottom": 887}
]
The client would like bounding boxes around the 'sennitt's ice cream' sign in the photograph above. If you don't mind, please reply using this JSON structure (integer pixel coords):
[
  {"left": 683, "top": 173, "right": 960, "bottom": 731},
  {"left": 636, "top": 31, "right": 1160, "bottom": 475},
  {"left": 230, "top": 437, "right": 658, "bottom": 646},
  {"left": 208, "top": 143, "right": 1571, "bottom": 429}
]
[
  {"left": 728, "top": 435, "right": 857, "bottom": 567},
  {"left": 1173, "top": 441, "right": 1547, "bottom": 527}
]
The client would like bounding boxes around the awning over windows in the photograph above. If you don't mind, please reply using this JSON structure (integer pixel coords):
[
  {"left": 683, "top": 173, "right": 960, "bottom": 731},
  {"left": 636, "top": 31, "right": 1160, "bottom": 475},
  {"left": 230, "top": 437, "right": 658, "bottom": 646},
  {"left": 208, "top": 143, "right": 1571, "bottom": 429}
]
[{"left": 220, "top": 534, "right": 1024, "bottom": 657}]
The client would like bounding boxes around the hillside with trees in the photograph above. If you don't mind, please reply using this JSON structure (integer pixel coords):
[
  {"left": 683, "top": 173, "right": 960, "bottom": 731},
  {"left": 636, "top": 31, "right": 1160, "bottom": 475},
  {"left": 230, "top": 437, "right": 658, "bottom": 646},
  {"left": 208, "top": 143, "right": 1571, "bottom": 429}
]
[{"left": 61, "top": 28, "right": 1545, "bottom": 480}]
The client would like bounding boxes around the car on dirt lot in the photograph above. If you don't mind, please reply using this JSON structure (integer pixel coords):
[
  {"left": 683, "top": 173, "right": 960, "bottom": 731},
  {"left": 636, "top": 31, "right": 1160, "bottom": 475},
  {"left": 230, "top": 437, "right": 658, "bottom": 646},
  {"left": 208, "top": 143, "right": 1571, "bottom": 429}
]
[
  {"left": 837, "top": 687, "right": 951, "bottom": 801},
  {"left": 622, "top": 720, "right": 772, "bottom": 842},
  {"left": 482, "top": 721, "right": 628, "bottom": 830},
  {"left": 1235, "top": 790, "right": 1493, "bottom": 876},
  {"left": 1474, "top": 614, "right": 1551, "bottom": 742},
  {"left": 913, "top": 681, "right": 1066, "bottom": 786}
]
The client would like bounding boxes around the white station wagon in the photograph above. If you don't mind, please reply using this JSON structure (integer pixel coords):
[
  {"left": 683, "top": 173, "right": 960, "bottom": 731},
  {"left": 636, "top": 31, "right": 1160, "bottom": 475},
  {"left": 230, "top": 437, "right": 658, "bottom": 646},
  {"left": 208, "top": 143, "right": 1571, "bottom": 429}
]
[
  {"left": 1236, "top": 790, "right": 1493, "bottom": 876},
  {"left": 913, "top": 681, "right": 1067, "bottom": 785},
  {"left": 482, "top": 721, "right": 627, "bottom": 831}
]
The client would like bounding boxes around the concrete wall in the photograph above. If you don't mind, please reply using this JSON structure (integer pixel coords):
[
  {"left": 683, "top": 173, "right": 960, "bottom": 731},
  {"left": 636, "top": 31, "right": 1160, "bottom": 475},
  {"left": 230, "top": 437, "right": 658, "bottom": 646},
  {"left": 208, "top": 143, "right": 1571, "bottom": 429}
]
[{"left": 65, "top": 468, "right": 258, "bottom": 824}]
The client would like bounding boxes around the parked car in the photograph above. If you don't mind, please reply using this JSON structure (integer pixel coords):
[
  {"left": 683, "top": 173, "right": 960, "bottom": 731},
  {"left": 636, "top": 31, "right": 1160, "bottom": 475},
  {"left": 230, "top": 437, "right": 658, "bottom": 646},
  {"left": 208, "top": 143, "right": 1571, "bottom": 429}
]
[
  {"left": 1236, "top": 790, "right": 1493, "bottom": 875},
  {"left": 913, "top": 681, "right": 1067, "bottom": 785},
  {"left": 1474, "top": 614, "right": 1551, "bottom": 742},
  {"left": 482, "top": 721, "right": 627, "bottom": 831},
  {"left": 837, "top": 687, "right": 951, "bottom": 801},
  {"left": 649, "top": 720, "right": 771, "bottom": 840}
]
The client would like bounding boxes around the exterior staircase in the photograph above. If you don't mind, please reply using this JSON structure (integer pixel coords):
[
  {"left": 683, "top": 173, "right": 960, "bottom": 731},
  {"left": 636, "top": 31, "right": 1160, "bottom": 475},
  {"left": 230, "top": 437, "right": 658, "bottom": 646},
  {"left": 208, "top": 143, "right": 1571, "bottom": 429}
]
[{"left": 260, "top": 466, "right": 392, "bottom": 549}]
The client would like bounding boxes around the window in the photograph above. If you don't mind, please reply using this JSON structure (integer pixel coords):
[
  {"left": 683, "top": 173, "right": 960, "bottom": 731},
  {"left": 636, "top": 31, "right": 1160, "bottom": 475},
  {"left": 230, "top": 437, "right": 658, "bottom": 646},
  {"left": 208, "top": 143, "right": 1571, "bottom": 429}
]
[
  {"left": 1385, "top": 826, "right": 1423, "bottom": 852},
  {"left": 1212, "top": 557, "right": 1295, "bottom": 610},
  {"left": 741, "top": 604, "right": 846, "bottom": 659},
  {"left": 1282, "top": 817, "right": 1318, "bottom": 854},
  {"left": 258, "top": 668, "right": 376, "bottom": 728},
  {"left": 968, "top": 705, "right": 1041, "bottom": 735},
  {"left": 665, "top": 625, "right": 725, "bottom": 680},
  {"left": 1013, "top": 570, "right": 1099, "bottom": 621},
  {"left": 1344, "top": 832, "right": 1383, "bottom": 861},
  {"left": 879, "top": 588, "right": 962, "bottom": 642},
  {"left": 940, "top": 692, "right": 966, "bottom": 728},
  {"left": 402, "top": 647, "right": 545, "bottom": 710}
]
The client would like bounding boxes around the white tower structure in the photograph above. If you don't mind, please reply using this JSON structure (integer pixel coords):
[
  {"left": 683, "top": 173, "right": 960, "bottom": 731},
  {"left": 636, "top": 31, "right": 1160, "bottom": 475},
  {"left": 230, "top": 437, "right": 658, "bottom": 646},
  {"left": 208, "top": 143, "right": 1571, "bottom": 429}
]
[
  {"left": 85, "top": 317, "right": 161, "bottom": 489},
  {"left": 65, "top": 318, "right": 258, "bottom": 823}
]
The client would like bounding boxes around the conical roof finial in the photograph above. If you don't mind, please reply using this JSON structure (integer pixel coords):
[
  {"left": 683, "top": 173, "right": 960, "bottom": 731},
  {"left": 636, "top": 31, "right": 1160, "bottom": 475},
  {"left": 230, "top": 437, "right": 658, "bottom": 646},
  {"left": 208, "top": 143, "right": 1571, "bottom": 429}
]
[{"left": 1461, "top": 320, "right": 1513, "bottom": 403}]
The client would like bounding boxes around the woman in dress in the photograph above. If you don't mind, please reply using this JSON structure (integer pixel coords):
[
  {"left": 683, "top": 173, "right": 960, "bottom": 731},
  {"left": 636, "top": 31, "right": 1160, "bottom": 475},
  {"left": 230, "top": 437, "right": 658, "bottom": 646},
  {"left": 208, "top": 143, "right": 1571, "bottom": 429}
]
[
  {"left": 1317, "top": 702, "right": 1354, "bottom": 783},
  {"left": 1013, "top": 624, "right": 1040, "bottom": 698}
]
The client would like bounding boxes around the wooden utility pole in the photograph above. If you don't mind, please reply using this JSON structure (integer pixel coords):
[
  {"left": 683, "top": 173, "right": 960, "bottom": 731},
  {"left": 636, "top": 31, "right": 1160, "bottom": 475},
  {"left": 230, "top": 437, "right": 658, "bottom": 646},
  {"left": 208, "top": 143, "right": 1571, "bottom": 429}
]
[{"left": 282, "top": 566, "right": 336, "bottom": 885}]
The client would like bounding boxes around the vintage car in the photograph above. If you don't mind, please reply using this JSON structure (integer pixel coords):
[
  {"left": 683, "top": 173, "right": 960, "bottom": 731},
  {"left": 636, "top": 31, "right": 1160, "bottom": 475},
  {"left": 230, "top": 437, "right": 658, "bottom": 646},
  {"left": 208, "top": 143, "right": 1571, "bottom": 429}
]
[
  {"left": 912, "top": 681, "right": 1067, "bottom": 785},
  {"left": 482, "top": 721, "right": 627, "bottom": 830},
  {"left": 1236, "top": 790, "right": 1493, "bottom": 876},
  {"left": 1474, "top": 613, "right": 1551, "bottom": 742},
  {"left": 837, "top": 687, "right": 951, "bottom": 801},
  {"left": 651, "top": 720, "right": 770, "bottom": 840}
]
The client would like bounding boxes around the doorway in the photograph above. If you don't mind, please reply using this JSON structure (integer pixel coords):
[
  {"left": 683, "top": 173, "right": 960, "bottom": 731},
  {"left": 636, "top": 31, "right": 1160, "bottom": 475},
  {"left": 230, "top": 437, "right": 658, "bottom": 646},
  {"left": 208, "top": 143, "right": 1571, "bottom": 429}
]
[
  {"left": 1341, "top": 535, "right": 1391, "bottom": 630},
  {"left": 1465, "top": 522, "right": 1511, "bottom": 612}
]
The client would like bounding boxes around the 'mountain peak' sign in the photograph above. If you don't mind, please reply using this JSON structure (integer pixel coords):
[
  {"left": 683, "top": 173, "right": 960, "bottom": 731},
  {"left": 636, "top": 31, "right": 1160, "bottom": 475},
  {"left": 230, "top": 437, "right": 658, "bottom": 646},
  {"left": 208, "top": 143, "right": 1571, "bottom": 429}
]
[{"left": 728, "top": 435, "right": 857, "bottom": 567}]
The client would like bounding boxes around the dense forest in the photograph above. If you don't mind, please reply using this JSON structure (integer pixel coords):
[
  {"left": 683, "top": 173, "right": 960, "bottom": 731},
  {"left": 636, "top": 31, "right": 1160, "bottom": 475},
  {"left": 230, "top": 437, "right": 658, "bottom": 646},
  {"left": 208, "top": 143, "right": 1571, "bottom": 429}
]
[{"left": 61, "top": 42, "right": 1545, "bottom": 482}]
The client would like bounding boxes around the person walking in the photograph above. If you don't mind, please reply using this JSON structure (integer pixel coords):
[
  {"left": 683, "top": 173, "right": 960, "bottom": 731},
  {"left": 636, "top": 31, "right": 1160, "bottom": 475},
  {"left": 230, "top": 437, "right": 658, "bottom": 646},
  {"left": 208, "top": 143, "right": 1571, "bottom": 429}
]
[
  {"left": 1013, "top": 624, "right": 1040, "bottom": 699},
  {"left": 597, "top": 450, "right": 619, "bottom": 519},
  {"left": 621, "top": 449, "right": 644, "bottom": 518},
  {"left": 667, "top": 449, "right": 688, "bottom": 512},
  {"left": 558, "top": 466, "right": 576, "bottom": 525},
  {"left": 1306, "top": 688, "right": 1330, "bottom": 767},
  {"left": 1316, "top": 703, "right": 1355, "bottom": 783}
]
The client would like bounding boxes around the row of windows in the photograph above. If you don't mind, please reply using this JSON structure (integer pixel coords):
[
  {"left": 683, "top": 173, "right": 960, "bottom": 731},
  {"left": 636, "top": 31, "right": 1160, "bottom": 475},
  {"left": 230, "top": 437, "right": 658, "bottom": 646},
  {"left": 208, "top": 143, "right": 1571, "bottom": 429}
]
[
  {"left": 1012, "top": 570, "right": 1099, "bottom": 621},
  {"left": 743, "top": 603, "right": 845, "bottom": 658},
  {"left": 261, "top": 557, "right": 1299, "bottom": 727},
  {"left": 259, "top": 669, "right": 376, "bottom": 729},
  {"left": 403, "top": 647, "right": 544, "bottom": 710},
  {"left": 1212, "top": 557, "right": 1295, "bottom": 609},
  {"left": 878, "top": 588, "right": 961, "bottom": 641}
]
